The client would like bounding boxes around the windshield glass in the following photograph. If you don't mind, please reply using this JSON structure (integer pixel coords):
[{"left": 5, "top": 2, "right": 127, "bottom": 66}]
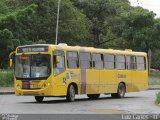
[{"left": 15, "top": 54, "right": 51, "bottom": 79}]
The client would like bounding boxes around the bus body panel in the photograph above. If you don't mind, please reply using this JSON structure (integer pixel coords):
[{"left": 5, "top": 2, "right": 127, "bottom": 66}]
[
  {"left": 132, "top": 70, "right": 148, "bottom": 92},
  {"left": 86, "top": 69, "right": 99, "bottom": 94},
  {"left": 124, "top": 70, "right": 132, "bottom": 92},
  {"left": 116, "top": 70, "right": 132, "bottom": 93},
  {"left": 13, "top": 44, "right": 148, "bottom": 98},
  {"left": 99, "top": 70, "right": 117, "bottom": 93}
]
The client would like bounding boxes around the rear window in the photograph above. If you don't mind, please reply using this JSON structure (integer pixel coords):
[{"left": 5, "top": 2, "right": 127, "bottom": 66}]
[{"left": 136, "top": 56, "right": 146, "bottom": 70}]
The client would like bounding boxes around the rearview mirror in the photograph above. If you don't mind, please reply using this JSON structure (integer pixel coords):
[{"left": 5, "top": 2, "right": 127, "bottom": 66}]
[
  {"left": 9, "top": 51, "right": 15, "bottom": 68},
  {"left": 10, "top": 59, "right": 13, "bottom": 67}
]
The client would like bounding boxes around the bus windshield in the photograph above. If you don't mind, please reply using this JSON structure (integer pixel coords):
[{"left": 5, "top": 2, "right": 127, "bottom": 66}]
[{"left": 15, "top": 54, "right": 51, "bottom": 79}]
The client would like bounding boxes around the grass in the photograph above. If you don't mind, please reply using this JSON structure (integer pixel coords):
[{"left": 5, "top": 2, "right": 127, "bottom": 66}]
[
  {"left": 149, "top": 71, "right": 160, "bottom": 85},
  {"left": 156, "top": 92, "right": 160, "bottom": 105},
  {"left": 149, "top": 71, "right": 160, "bottom": 105},
  {"left": 0, "top": 69, "right": 14, "bottom": 87}
]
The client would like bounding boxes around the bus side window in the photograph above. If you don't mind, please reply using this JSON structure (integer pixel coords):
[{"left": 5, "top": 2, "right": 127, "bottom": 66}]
[
  {"left": 126, "top": 56, "right": 131, "bottom": 70},
  {"left": 67, "top": 51, "right": 79, "bottom": 69},
  {"left": 104, "top": 54, "right": 115, "bottom": 69},
  {"left": 130, "top": 56, "right": 136, "bottom": 70},
  {"left": 79, "top": 52, "right": 92, "bottom": 69},
  {"left": 92, "top": 53, "right": 103, "bottom": 69},
  {"left": 136, "top": 56, "right": 146, "bottom": 70},
  {"left": 53, "top": 50, "right": 65, "bottom": 76},
  {"left": 116, "top": 55, "right": 125, "bottom": 70}
]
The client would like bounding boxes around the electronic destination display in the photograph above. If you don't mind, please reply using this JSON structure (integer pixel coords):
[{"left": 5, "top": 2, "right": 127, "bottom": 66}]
[{"left": 17, "top": 46, "right": 48, "bottom": 53}]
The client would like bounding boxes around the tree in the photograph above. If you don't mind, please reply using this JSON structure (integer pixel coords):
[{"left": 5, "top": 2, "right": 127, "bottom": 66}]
[
  {"left": 0, "top": 0, "right": 89, "bottom": 68},
  {"left": 71, "top": 0, "right": 131, "bottom": 47},
  {"left": 0, "top": 29, "right": 20, "bottom": 68},
  {"left": 107, "top": 6, "right": 157, "bottom": 51}
]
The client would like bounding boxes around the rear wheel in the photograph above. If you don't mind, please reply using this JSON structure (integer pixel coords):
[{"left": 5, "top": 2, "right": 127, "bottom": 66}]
[
  {"left": 111, "top": 83, "right": 126, "bottom": 98},
  {"left": 66, "top": 84, "right": 76, "bottom": 102},
  {"left": 87, "top": 94, "right": 100, "bottom": 100},
  {"left": 35, "top": 96, "right": 44, "bottom": 103}
]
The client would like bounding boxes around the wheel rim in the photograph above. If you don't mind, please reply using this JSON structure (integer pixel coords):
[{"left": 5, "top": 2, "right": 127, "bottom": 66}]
[
  {"left": 119, "top": 84, "right": 125, "bottom": 97},
  {"left": 70, "top": 85, "right": 75, "bottom": 99}
]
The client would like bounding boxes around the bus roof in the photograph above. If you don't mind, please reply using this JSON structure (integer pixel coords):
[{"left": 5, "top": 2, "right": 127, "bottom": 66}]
[
  {"left": 17, "top": 44, "right": 147, "bottom": 56},
  {"left": 51, "top": 44, "right": 147, "bottom": 56}
]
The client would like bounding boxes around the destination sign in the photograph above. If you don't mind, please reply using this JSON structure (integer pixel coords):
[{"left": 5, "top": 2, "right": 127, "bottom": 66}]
[{"left": 17, "top": 46, "right": 48, "bottom": 53}]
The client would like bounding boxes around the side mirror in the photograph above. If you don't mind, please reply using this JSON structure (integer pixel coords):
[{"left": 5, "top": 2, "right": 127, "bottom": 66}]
[
  {"left": 10, "top": 59, "right": 13, "bottom": 67},
  {"left": 9, "top": 51, "right": 15, "bottom": 68},
  {"left": 56, "top": 56, "right": 60, "bottom": 63}
]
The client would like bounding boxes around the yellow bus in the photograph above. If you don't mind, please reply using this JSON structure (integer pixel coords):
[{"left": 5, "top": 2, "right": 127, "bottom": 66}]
[{"left": 10, "top": 44, "right": 148, "bottom": 102}]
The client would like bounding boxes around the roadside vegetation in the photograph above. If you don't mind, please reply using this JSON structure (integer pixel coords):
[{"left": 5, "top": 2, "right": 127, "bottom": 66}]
[
  {"left": 149, "top": 71, "right": 160, "bottom": 85},
  {"left": 0, "top": 69, "right": 13, "bottom": 87},
  {"left": 148, "top": 71, "right": 160, "bottom": 105},
  {"left": 156, "top": 92, "right": 160, "bottom": 105}
]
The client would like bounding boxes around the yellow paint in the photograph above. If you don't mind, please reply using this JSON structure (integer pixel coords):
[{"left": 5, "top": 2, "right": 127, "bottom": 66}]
[{"left": 13, "top": 44, "right": 148, "bottom": 97}]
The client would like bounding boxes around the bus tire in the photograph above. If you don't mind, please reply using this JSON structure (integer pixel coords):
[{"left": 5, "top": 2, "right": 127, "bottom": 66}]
[
  {"left": 35, "top": 96, "right": 44, "bottom": 103},
  {"left": 66, "top": 84, "right": 76, "bottom": 102},
  {"left": 111, "top": 83, "right": 126, "bottom": 98},
  {"left": 87, "top": 94, "right": 100, "bottom": 100}
]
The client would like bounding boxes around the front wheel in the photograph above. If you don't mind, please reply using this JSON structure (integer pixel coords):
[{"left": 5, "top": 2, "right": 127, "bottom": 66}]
[
  {"left": 111, "top": 83, "right": 126, "bottom": 98},
  {"left": 66, "top": 84, "right": 76, "bottom": 102},
  {"left": 35, "top": 96, "right": 44, "bottom": 103}
]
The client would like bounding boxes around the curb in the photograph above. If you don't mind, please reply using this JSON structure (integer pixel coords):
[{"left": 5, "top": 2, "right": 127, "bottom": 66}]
[
  {"left": 148, "top": 88, "right": 160, "bottom": 90},
  {"left": 0, "top": 92, "right": 15, "bottom": 95}
]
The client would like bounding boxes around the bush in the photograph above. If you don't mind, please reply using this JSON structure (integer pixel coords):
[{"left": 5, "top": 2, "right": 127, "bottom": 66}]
[
  {"left": 156, "top": 92, "right": 160, "bottom": 105},
  {"left": 0, "top": 69, "right": 14, "bottom": 87}
]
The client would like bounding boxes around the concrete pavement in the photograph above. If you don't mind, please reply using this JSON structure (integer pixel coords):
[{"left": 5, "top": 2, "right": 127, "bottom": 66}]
[{"left": 0, "top": 90, "right": 159, "bottom": 114}]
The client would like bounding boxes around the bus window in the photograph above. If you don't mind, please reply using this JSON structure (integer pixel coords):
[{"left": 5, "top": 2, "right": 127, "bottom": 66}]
[
  {"left": 53, "top": 50, "right": 65, "bottom": 76},
  {"left": 116, "top": 55, "right": 125, "bottom": 70},
  {"left": 130, "top": 56, "right": 136, "bottom": 70},
  {"left": 104, "top": 54, "right": 115, "bottom": 69},
  {"left": 31, "top": 55, "right": 51, "bottom": 78},
  {"left": 15, "top": 54, "right": 51, "bottom": 79},
  {"left": 126, "top": 56, "right": 130, "bottom": 70},
  {"left": 79, "top": 52, "right": 92, "bottom": 69},
  {"left": 15, "top": 55, "right": 30, "bottom": 78},
  {"left": 92, "top": 53, "right": 103, "bottom": 69},
  {"left": 67, "top": 51, "right": 79, "bottom": 69},
  {"left": 136, "top": 56, "right": 146, "bottom": 70}
]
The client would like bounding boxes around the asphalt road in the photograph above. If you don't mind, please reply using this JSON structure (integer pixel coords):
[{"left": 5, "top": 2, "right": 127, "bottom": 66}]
[{"left": 0, "top": 90, "right": 159, "bottom": 115}]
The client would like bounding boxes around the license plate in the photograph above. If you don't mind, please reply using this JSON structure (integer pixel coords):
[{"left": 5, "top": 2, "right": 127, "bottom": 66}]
[{"left": 30, "top": 84, "right": 39, "bottom": 89}]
